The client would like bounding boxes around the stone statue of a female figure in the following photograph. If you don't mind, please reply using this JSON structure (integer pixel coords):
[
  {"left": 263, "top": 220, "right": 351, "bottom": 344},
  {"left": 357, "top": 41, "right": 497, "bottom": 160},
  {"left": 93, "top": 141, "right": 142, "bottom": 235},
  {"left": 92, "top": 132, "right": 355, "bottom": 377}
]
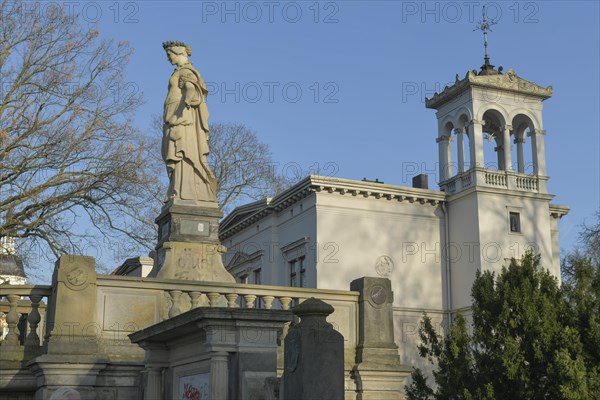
[{"left": 162, "top": 41, "right": 217, "bottom": 204}]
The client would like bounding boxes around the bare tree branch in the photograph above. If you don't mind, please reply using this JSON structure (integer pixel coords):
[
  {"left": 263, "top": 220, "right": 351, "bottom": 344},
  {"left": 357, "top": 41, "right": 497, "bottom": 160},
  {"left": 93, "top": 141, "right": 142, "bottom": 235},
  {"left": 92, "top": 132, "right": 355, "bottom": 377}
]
[{"left": 0, "top": 1, "right": 160, "bottom": 270}]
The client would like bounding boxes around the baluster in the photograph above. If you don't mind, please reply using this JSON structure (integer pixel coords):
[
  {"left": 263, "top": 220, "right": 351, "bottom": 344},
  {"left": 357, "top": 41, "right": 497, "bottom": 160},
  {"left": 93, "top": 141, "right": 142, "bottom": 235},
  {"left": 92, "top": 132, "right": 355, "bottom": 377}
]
[
  {"left": 189, "top": 291, "right": 202, "bottom": 309},
  {"left": 262, "top": 296, "right": 275, "bottom": 310},
  {"left": 168, "top": 290, "right": 183, "bottom": 318},
  {"left": 4, "top": 294, "right": 20, "bottom": 345},
  {"left": 279, "top": 297, "right": 292, "bottom": 311},
  {"left": 243, "top": 295, "right": 257, "bottom": 309},
  {"left": 207, "top": 293, "right": 221, "bottom": 307},
  {"left": 225, "top": 294, "right": 239, "bottom": 308},
  {"left": 25, "top": 295, "right": 43, "bottom": 346}
]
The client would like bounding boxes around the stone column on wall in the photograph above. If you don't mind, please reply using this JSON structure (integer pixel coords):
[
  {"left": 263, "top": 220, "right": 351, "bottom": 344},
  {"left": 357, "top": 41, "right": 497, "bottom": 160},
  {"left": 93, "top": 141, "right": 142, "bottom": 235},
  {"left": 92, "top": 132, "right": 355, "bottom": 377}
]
[
  {"left": 454, "top": 128, "right": 466, "bottom": 173},
  {"left": 529, "top": 128, "right": 547, "bottom": 176},
  {"left": 515, "top": 136, "right": 526, "bottom": 173},
  {"left": 28, "top": 255, "right": 108, "bottom": 400},
  {"left": 350, "top": 277, "right": 410, "bottom": 400},
  {"left": 468, "top": 119, "right": 484, "bottom": 169},
  {"left": 436, "top": 135, "right": 451, "bottom": 182},
  {"left": 502, "top": 125, "right": 513, "bottom": 171},
  {"left": 468, "top": 119, "right": 485, "bottom": 187},
  {"left": 283, "top": 298, "right": 344, "bottom": 400},
  {"left": 43, "top": 255, "right": 100, "bottom": 354},
  {"left": 529, "top": 128, "right": 548, "bottom": 192}
]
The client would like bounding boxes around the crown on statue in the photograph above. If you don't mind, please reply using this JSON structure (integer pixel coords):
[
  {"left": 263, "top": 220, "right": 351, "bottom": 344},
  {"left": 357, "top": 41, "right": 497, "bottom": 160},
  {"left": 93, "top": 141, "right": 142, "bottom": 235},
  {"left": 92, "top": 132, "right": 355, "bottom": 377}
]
[{"left": 162, "top": 41, "right": 192, "bottom": 56}]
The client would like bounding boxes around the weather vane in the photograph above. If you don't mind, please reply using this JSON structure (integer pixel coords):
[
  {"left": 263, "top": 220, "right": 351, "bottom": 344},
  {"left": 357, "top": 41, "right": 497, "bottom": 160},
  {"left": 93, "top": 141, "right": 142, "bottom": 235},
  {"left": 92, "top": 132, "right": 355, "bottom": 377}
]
[{"left": 474, "top": 5, "right": 499, "bottom": 74}]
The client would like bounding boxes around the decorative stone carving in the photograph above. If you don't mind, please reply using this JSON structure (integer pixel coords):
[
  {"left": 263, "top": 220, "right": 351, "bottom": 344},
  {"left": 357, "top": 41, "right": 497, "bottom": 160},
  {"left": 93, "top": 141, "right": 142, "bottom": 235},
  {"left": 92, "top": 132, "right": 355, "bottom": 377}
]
[
  {"left": 530, "top": 128, "right": 547, "bottom": 136},
  {"left": 64, "top": 264, "right": 89, "bottom": 290},
  {"left": 162, "top": 41, "right": 217, "bottom": 203},
  {"left": 374, "top": 255, "right": 394, "bottom": 277}
]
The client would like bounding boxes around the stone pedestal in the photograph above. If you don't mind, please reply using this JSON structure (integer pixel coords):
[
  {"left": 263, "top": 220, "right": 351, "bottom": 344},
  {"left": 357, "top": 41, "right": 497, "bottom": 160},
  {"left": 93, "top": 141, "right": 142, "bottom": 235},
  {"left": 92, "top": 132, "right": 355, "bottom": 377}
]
[
  {"left": 129, "top": 307, "right": 292, "bottom": 400},
  {"left": 149, "top": 202, "right": 234, "bottom": 283},
  {"left": 28, "top": 355, "right": 108, "bottom": 400},
  {"left": 350, "top": 277, "right": 411, "bottom": 400},
  {"left": 283, "top": 298, "right": 345, "bottom": 400}
]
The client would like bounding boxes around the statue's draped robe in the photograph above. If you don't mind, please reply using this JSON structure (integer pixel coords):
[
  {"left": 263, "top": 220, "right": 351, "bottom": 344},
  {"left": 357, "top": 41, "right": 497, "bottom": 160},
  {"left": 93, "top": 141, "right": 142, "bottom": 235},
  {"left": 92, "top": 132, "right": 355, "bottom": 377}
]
[{"left": 163, "top": 63, "right": 217, "bottom": 202}]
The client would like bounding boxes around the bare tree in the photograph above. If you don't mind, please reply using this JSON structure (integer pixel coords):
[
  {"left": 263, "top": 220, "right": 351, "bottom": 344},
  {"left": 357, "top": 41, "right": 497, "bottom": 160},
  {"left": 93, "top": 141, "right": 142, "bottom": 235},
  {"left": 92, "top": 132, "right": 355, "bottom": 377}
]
[
  {"left": 151, "top": 116, "right": 292, "bottom": 214},
  {"left": 0, "top": 1, "right": 161, "bottom": 267}
]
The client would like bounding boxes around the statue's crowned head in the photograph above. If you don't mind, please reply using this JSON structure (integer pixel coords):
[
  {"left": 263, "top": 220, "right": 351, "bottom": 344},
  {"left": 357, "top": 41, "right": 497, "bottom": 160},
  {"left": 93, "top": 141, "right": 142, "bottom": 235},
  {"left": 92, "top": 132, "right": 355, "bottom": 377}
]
[{"left": 162, "top": 41, "right": 192, "bottom": 57}]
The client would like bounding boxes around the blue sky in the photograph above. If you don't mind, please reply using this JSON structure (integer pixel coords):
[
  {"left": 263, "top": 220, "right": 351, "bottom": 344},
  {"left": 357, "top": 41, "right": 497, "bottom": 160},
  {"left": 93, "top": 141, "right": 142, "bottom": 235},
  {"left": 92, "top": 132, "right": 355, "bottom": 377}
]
[{"left": 27, "top": 1, "right": 600, "bottom": 276}]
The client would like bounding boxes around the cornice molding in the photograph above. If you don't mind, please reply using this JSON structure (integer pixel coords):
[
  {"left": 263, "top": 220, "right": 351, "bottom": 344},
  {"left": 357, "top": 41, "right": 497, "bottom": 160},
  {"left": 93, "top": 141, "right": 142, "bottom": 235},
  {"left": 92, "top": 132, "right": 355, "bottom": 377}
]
[
  {"left": 426, "top": 69, "right": 553, "bottom": 109},
  {"left": 549, "top": 204, "right": 570, "bottom": 219},
  {"left": 219, "top": 176, "right": 446, "bottom": 240}
]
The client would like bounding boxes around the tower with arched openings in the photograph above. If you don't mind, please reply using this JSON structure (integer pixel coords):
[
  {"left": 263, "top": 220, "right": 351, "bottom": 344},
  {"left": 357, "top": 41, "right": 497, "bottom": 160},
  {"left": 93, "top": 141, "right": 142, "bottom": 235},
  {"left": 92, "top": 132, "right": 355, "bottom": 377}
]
[{"left": 426, "top": 64, "right": 568, "bottom": 309}]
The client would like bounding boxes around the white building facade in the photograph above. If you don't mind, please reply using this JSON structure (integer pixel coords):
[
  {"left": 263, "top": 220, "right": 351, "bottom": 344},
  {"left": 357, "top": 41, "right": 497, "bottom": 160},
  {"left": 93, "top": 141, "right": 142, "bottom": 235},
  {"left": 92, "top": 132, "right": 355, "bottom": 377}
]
[{"left": 219, "top": 66, "right": 569, "bottom": 368}]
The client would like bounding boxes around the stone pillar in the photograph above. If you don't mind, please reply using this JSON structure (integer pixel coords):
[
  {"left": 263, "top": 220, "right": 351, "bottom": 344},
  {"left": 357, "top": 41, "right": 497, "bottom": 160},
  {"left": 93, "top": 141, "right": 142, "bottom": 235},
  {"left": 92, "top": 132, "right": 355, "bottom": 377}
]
[
  {"left": 530, "top": 128, "right": 548, "bottom": 192},
  {"left": 494, "top": 143, "right": 504, "bottom": 170},
  {"left": 283, "top": 298, "right": 344, "bottom": 400},
  {"left": 436, "top": 135, "right": 451, "bottom": 182},
  {"left": 502, "top": 125, "right": 513, "bottom": 171},
  {"left": 139, "top": 342, "right": 169, "bottom": 400},
  {"left": 529, "top": 128, "right": 547, "bottom": 176},
  {"left": 468, "top": 119, "right": 484, "bottom": 169},
  {"left": 515, "top": 136, "right": 525, "bottom": 173},
  {"left": 350, "top": 277, "right": 410, "bottom": 400},
  {"left": 44, "top": 255, "right": 99, "bottom": 355},
  {"left": 210, "top": 351, "right": 229, "bottom": 400},
  {"left": 454, "top": 128, "right": 465, "bottom": 173},
  {"left": 29, "top": 356, "right": 108, "bottom": 400},
  {"left": 144, "top": 367, "right": 164, "bottom": 400},
  {"left": 29, "top": 256, "right": 108, "bottom": 399}
]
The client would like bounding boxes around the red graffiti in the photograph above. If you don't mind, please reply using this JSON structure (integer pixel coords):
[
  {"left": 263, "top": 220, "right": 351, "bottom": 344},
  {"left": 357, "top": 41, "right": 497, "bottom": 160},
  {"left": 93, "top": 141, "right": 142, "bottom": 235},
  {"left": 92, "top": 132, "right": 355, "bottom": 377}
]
[{"left": 183, "top": 383, "right": 201, "bottom": 400}]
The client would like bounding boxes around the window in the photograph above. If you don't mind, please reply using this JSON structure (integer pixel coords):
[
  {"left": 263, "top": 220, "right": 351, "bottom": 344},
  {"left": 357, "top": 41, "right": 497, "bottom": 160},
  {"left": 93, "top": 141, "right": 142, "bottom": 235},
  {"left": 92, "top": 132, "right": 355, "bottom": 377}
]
[
  {"left": 289, "top": 256, "right": 306, "bottom": 288},
  {"left": 509, "top": 212, "right": 521, "bottom": 233},
  {"left": 253, "top": 269, "right": 261, "bottom": 285},
  {"left": 239, "top": 274, "right": 248, "bottom": 284}
]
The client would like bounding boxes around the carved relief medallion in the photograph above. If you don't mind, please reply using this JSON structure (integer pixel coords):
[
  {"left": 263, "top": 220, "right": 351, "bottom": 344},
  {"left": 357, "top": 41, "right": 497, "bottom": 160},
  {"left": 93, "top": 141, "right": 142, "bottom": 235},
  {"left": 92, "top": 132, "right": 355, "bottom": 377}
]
[
  {"left": 369, "top": 284, "right": 388, "bottom": 307},
  {"left": 64, "top": 265, "right": 89, "bottom": 291},
  {"left": 375, "top": 255, "right": 394, "bottom": 277}
]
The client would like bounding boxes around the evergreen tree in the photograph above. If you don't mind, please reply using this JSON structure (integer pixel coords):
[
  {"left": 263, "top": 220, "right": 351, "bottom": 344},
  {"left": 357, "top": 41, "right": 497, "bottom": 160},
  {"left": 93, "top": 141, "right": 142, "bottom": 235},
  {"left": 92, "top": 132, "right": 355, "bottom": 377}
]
[{"left": 406, "top": 241, "right": 600, "bottom": 400}]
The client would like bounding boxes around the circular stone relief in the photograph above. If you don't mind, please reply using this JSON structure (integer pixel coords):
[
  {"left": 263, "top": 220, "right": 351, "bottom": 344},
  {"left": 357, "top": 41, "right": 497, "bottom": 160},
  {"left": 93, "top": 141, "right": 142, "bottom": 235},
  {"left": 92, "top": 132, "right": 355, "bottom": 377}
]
[
  {"left": 64, "top": 265, "right": 89, "bottom": 291},
  {"left": 375, "top": 255, "right": 394, "bottom": 277},
  {"left": 369, "top": 284, "right": 388, "bottom": 306}
]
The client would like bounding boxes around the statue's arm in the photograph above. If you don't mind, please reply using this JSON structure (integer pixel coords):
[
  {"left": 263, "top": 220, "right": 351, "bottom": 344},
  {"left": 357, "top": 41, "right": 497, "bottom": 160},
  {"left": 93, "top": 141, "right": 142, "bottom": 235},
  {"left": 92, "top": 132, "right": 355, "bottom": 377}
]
[
  {"left": 183, "top": 81, "right": 200, "bottom": 108},
  {"left": 179, "top": 69, "right": 202, "bottom": 107},
  {"left": 168, "top": 73, "right": 200, "bottom": 126}
]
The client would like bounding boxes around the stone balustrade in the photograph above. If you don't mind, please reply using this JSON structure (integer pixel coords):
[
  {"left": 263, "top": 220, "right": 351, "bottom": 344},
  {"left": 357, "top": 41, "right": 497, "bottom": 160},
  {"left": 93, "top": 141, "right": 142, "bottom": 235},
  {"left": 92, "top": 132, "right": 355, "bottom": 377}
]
[
  {"left": 484, "top": 170, "right": 508, "bottom": 187},
  {"left": 93, "top": 275, "right": 360, "bottom": 372},
  {"left": 96, "top": 275, "right": 358, "bottom": 323},
  {"left": 0, "top": 285, "right": 51, "bottom": 348},
  {"left": 442, "top": 168, "right": 542, "bottom": 194},
  {"left": 516, "top": 174, "right": 539, "bottom": 191}
]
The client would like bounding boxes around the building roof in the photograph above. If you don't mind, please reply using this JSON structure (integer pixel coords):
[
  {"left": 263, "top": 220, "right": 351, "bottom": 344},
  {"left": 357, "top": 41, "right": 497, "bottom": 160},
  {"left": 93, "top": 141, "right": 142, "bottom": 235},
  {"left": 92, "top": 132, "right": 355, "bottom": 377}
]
[
  {"left": 425, "top": 69, "right": 553, "bottom": 109},
  {"left": 0, "top": 254, "right": 26, "bottom": 278},
  {"left": 219, "top": 175, "right": 446, "bottom": 240}
]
